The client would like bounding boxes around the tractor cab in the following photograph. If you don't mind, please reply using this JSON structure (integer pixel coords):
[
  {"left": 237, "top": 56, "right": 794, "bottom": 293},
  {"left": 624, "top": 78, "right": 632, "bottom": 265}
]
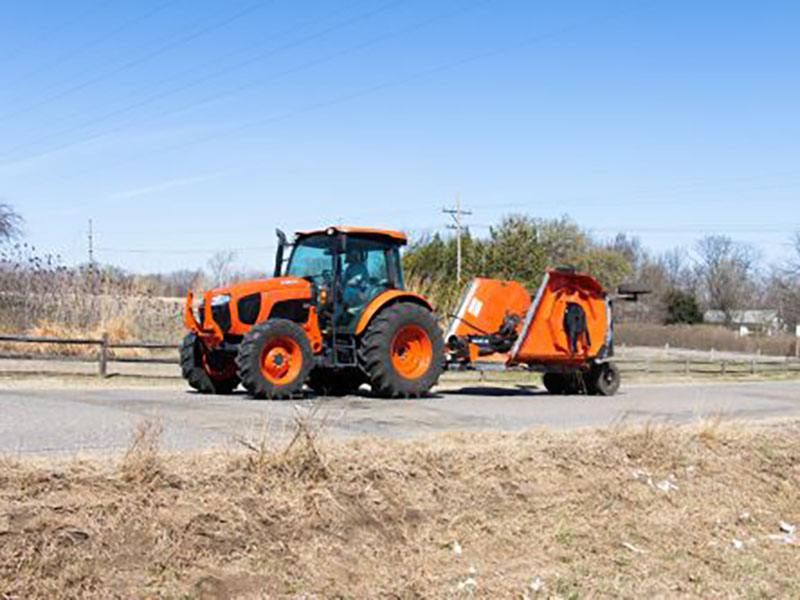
[{"left": 279, "top": 227, "right": 406, "bottom": 332}]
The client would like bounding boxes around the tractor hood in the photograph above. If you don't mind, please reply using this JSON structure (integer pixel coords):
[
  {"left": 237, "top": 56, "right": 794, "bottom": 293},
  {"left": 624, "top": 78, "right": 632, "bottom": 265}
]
[
  {"left": 204, "top": 276, "right": 312, "bottom": 300},
  {"left": 184, "top": 276, "right": 313, "bottom": 344}
]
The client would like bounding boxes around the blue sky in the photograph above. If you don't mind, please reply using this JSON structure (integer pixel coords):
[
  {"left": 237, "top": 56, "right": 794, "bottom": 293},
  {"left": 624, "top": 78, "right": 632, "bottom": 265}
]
[{"left": 1, "top": 0, "right": 798, "bottom": 273}]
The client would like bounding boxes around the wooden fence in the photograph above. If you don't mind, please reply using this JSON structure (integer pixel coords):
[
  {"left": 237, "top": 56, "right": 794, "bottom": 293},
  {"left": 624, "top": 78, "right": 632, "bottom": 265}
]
[
  {"left": 1, "top": 334, "right": 799, "bottom": 378},
  {"left": 613, "top": 356, "right": 800, "bottom": 376},
  {"left": 0, "top": 334, "right": 179, "bottom": 377}
]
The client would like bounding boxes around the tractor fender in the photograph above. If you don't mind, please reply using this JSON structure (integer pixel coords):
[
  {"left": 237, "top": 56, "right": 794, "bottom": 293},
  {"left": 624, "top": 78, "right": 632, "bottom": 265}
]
[{"left": 354, "top": 291, "right": 434, "bottom": 336}]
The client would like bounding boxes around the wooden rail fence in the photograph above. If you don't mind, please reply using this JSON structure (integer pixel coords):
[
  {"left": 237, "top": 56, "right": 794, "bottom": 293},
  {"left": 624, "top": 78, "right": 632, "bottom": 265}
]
[
  {"left": 0, "top": 334, "right": 179, "bottom": 377},
  {"left": 1, "top": 334, "right": 799, "bottom": 378}
]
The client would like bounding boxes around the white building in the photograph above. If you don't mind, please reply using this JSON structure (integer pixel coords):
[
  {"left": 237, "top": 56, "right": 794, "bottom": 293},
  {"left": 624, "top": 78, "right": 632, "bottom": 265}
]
[{"left": 703, "top": 309, "right": 783, "bottom": 336}]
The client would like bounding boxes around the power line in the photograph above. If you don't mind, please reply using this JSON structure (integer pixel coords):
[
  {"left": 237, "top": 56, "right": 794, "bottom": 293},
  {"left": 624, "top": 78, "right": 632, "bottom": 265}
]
[
  {"left": 26, "top": 0, "right": 658, "bottom": 189},
  {"left": 97, "top": 245, "right": 276, "bottom": 255},
  {"left": 467, "top": 222, "right": 800, "bottom": 232},
  {"left": 467, "top": 181, "right": 800, "bottom": 212},
  {"left": 0, "top": 0, "right": 272, "bottom": 124},
  {"left": 3, "top": 0, "right": 179, "bottom": 88},
  {"left": 0, "top": 0, "right": 485, "bottom": 165},
  {"left": 0, "top": 0, "right": 116, "bottom": 63},
  {"left": 13, "top": 0, "right": 374, "bottom": 141},
  {"left": 0, "top": 0, "right": 417, "bottom": 162}
]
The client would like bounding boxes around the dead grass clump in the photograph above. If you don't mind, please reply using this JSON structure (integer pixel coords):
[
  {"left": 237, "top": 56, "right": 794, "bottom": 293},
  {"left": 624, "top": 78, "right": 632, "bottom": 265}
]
[
  {"left": 1, "top": 421, "right": 799, "bottom": 598},
  {"left": 237, "top": 409, "right": 330, "bottom": 482},
  {"left": 119, "top": 419, "right": 164, "bottom": 485}
]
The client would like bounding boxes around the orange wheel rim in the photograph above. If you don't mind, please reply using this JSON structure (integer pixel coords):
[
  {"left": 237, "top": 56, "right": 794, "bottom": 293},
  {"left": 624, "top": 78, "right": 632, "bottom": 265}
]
[
  {"left": 390, "top": 325, "right": 432, "bottom": 380},
  {"left": 260, "top": 337, "right": 303, "bottom": 385}
]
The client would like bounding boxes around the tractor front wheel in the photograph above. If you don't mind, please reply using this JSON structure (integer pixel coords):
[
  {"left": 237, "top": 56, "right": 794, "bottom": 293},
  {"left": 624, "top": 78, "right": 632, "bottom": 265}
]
[
  {"left": 180, "top": 333, "right": 240, "bottom": 394},
  {"left": 236, "top": 319, "right": 313, "bottom": 399},
  {"left": 360, "top": 302, "right": 444, "bottom": 398}
]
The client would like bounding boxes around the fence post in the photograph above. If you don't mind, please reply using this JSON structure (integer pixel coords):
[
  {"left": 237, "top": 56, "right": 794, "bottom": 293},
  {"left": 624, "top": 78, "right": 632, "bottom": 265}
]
[
  {"left": 99, "top": 333, "right": 109, "bottom": 378},
  {"left": 750, "top": 359, "right": 756, "bottom": 375},
  {"left": 721, "top": 360, "right": 727, "bottom": 376}
]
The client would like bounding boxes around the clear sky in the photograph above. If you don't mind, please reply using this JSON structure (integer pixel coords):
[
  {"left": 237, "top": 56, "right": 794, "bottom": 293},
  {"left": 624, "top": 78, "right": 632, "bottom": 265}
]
[{"left": 1, "top": 0, "right": 798, "bottom": 273}]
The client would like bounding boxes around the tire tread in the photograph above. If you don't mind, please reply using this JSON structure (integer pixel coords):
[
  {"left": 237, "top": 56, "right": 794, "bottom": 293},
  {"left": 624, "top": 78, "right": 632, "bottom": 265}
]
[{"left": 359, "top": 302, "right": 444, "bottom": 398}]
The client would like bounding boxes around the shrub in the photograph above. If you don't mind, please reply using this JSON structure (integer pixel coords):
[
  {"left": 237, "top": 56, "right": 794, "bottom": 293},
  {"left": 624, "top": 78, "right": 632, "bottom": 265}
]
[{"left": 663, "top": 289, "right": 703, "bottom": 325}]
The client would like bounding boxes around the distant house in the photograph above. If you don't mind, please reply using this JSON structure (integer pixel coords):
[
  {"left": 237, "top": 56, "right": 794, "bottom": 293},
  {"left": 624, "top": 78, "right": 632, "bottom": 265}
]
[{"left": 703, "top": 309, "right": 783, "bottom": 336}]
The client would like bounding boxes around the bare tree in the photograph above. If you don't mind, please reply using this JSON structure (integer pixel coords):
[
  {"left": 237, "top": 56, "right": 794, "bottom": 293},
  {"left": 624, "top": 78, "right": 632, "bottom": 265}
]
[
  {"left": 694, "top": 235, "right": 759, "bottom": 321},
  {"left": 789, "top": 232, "right": 800, "bottom": 276},
  {"left": 207, "top": 250, "right": 237, "bottom": 287},
  {"left": 659, "top": 247, "right": 696, "bottom": 290},
  {"left": 0, "top": 203, "right": 22, "bottom": 241},
  {"left": 766, "top": 232, "right": 800, "bottom": 328}
]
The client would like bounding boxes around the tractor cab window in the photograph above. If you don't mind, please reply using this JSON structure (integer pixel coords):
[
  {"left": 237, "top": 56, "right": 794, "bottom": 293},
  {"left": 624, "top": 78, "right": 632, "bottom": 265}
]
[
  {"left": 338, "top": 237, "right": 403, "bottom": 328},
  {"left": 286, "top": 233, "right": 404, "bottom": 331},
  {"left": 285, "top": 235, "right": 335, "bottom": 284}
]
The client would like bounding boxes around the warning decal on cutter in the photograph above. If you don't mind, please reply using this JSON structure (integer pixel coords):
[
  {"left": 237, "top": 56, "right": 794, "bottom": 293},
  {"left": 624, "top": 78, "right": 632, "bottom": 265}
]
[{"left": 467, "top": 297, "right": 483, "bottom": 318}]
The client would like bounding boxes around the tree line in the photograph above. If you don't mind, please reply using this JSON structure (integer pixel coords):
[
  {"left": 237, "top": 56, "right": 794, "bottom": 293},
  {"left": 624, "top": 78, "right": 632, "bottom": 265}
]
[
  {"left": 2, "top": 203, "right": 799, "bottom": 330},
  {"left": 402, "top": 214, "right": 800, "bottom": 329}
]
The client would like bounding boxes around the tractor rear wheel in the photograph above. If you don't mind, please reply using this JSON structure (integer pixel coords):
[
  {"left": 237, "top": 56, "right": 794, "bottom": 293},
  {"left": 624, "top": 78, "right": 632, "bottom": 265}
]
[
  {"left": 236, "top": 319, "right": 313, "bottom": 399},
  {"left": 307, "top": 367, "right": 364, "bottom": 397},
  {"left": 360, "top": 302, "right": 444, "bottom": 398},
  {"left": 180, "top": 333, "right": 239, "bottom": 394},
  {"left": 588, "top": 362, "right": 621, "bottom": 396}
]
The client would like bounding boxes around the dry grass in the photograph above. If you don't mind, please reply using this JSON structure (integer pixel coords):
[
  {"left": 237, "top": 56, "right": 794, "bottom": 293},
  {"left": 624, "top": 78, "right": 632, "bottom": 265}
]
[
  {"left": 1, "top": 420, "right": 799, "bottom": 599},
  {"left": 406, "top": 273, "right": 463, "bottom": 320},
  {"left": 617, "top": 322, "right": 798, "bottom": 357},
  {"left": 0, "top": 248, "right": 183, "bottom": 344}
]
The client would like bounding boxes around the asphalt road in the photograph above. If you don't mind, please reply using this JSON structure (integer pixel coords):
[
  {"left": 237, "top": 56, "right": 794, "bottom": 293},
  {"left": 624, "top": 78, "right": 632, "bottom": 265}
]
[{"left": 1, "top": 380, "right": 798, "bottom": 456}]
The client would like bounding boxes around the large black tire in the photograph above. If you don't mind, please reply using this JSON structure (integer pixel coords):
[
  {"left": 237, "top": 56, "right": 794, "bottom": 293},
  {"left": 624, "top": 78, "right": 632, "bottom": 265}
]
[
  {"left": 236, "top": 319, "right": 313, "bottom": 399},
  {"left": 180, "top": 333, "right": 240, "bottom": 394},
  {"left": 542, "top": 372, "right": 583, "bottom": 395},
  {"left": 360, "top": 302, "right": 444, "bottom": 398},
  {"left": 542, "top": 372, "right": 566, "bottom": 394},
  {"left": 307, "top": 367, "right": 364, "bottom": 397},
  {"left": 588, "top": 362, "right": 621, "bottom": 396}
]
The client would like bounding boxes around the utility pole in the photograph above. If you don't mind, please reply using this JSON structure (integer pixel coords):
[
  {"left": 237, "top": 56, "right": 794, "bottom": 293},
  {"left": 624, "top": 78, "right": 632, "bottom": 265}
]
[
  {"left": 443, "top": 193, "right": 472, "bottom": 284},
  {"left": 88, "top": 218, "right": 95, "bottom": 265}
]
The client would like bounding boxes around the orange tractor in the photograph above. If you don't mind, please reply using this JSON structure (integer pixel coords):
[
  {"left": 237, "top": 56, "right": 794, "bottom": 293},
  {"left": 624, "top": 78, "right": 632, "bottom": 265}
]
[
  {"left": 182, "top": 227, "right": 444, "bottom": 399},
  {"left": 182, "top": 225, "right": 632, "bottom": 399},
  {"left": 444, "top": 269, "right": 631, "bottom": 395}
]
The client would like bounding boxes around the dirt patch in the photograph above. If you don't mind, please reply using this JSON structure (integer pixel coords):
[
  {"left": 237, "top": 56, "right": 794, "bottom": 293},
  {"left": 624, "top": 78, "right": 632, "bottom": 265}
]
[{"left": 1, "top": 420, "right": 799, "bottom": 598}]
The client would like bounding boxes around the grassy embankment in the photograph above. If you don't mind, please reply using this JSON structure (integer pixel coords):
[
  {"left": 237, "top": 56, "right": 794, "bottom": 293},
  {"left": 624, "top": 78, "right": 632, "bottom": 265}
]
[{"left": 1, "top": 419, "right": 798, "bottom": 598}]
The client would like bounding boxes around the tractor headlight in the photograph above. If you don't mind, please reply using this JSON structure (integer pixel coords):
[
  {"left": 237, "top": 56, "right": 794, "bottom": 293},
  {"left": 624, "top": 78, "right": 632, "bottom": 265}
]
[{"left": 210, "top": 294, "right": 231, "bottom": 307}]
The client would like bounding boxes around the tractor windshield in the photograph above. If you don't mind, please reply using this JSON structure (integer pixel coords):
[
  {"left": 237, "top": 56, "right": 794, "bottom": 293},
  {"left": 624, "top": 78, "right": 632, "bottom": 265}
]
[{"left": 285, "top": 235, "right": 335, "bottom": 283}]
